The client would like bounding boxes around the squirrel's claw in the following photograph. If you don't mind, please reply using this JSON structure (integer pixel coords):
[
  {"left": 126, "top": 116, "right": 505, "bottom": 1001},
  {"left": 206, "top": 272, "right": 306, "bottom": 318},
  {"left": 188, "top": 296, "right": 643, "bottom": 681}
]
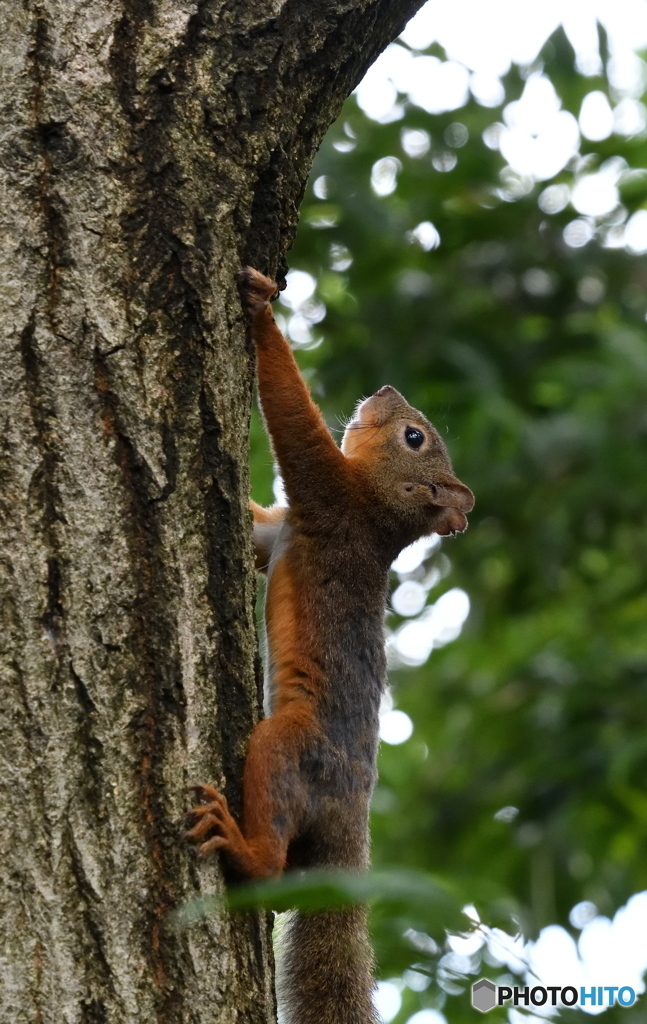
[
  {"left": 186, "top": 784, "right": 236, "bottom": 859},
  {"left": 237, "top": 266, "right": 279, "bottom": 314}
]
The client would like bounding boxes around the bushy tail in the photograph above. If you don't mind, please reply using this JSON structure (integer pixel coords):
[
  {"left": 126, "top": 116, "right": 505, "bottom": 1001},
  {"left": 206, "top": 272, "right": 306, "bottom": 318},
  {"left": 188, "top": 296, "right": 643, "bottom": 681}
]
[{"left": 276, "top": 906, "right": 380, "bottom": 1024}]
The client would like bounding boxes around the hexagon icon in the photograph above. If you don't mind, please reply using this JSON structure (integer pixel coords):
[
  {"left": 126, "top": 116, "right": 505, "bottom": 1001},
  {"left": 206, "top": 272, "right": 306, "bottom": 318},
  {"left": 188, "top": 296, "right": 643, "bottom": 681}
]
[{"left": 472, "top": 978, "right": 497, "bottom": 1012}]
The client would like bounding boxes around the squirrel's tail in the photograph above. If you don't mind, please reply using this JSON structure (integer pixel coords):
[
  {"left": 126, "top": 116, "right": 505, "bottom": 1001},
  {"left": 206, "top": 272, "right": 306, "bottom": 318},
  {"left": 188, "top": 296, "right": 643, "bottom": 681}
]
[{"left": 276, "top": 906, "right": 379, "bottom": 1024}]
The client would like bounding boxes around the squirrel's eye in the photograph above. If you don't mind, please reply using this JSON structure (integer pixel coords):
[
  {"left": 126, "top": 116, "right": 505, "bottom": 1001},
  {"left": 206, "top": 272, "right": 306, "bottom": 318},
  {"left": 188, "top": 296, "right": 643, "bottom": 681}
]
[{"left": 404, "top": 427, "right": 425, "bottom": 450}]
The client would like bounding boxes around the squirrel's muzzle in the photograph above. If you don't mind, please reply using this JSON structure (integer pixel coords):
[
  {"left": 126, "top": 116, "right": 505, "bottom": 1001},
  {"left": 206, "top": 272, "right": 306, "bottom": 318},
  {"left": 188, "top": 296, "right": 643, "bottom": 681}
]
[{"left": 428, "top": 478, "right": 474, "bottom": 512}]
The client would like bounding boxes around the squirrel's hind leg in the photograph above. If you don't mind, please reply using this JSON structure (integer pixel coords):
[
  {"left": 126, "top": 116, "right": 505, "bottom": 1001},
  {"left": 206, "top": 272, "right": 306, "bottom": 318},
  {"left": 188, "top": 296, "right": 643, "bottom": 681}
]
[{"left": 187, "top": 712, "right": 310, "bottom": 879}]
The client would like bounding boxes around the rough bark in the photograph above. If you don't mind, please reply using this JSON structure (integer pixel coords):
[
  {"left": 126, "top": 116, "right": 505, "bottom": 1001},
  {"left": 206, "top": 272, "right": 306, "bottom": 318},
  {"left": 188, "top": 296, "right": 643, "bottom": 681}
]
[{"left": 0, "top": 1, "right": 425, "bottom": 1021}]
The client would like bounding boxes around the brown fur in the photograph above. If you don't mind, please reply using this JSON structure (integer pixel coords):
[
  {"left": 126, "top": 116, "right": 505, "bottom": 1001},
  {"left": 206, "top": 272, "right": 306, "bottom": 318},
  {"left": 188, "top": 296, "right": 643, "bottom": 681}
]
[
  {"left": 188, "top": 268, "right": 474, "bottom": 1024},
  {"left": 250, "top": 499, "right": 286, "bottom": 572}
]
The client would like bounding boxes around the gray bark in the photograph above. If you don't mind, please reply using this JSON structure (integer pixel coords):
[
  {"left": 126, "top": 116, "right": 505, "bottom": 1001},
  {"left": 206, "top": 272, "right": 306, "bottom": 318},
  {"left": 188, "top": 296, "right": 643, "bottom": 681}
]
[{"left": 0, "top": 1, "right": 424, "bottom": 1021}]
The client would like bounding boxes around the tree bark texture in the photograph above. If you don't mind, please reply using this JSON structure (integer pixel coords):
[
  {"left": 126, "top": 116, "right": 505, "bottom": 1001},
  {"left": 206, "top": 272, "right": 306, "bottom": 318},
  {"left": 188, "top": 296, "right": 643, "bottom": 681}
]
[{"left": 0, "top": 1, "right": 424, "bottom": 1021}]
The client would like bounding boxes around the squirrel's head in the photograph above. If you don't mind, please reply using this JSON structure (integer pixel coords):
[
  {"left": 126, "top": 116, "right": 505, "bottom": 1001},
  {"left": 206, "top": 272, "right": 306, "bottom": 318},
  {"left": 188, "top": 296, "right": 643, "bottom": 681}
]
[{"left": 342, "top": 385, "right": 474, "bottom": 540}]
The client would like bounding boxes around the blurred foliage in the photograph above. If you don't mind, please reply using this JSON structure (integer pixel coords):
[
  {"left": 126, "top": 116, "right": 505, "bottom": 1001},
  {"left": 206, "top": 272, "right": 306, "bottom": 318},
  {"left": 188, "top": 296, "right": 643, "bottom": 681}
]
[
  {"left": 177, "top": 867, "right": 466, "bottom": 933},
  {"left": 250, "top": 24, "right": 647, "bottom": 1023}
]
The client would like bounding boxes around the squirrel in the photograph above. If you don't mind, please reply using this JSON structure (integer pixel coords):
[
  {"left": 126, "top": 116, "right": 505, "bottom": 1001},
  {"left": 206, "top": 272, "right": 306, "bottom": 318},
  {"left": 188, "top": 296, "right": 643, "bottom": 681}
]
[{"left": 187, "top": 267, "right": 474, "bottom": 1024}]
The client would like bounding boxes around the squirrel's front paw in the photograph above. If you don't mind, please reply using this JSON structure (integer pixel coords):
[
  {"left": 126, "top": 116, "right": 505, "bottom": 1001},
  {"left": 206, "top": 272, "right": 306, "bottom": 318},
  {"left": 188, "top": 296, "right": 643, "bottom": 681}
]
[{"left": 237, "top": 266, "right": 278, "bottom": 316}]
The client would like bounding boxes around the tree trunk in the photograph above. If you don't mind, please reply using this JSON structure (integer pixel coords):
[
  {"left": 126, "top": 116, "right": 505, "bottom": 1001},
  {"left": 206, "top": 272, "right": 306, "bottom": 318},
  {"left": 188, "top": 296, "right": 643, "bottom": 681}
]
[{"left": 0, "top": 1, "right": 424, "bottom": 1021}]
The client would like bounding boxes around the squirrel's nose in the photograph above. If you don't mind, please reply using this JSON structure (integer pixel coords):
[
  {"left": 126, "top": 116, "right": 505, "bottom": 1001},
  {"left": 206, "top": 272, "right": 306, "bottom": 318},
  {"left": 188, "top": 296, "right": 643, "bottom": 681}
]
[{"left": 373, "top": 385, "right": 395, "bottom": 398}]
